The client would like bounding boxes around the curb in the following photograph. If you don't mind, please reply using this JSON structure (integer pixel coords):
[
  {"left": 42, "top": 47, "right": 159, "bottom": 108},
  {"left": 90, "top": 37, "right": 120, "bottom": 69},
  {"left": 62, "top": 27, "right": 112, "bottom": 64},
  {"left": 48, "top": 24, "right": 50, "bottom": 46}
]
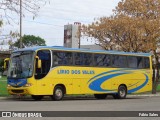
[{"left": 129, "top": 94, "right": 160, "bottom": 97}]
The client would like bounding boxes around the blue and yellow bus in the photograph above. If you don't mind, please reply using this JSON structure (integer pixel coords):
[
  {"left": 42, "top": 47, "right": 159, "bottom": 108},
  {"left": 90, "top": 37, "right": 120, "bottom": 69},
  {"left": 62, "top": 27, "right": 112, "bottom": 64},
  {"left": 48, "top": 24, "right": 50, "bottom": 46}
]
[{"left": 6, "top": 46, "right": 152, "bottom": 100}]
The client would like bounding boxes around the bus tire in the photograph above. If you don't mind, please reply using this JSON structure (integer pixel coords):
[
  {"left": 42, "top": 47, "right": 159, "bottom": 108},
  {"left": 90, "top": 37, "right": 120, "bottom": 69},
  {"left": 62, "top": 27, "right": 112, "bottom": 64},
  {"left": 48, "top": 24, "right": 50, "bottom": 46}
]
[
  {"left": 52, "top": 86, "right": 64, "bottom": 101},
  {"left": 94, "top": 94, "right": 107, "bottom": 99},
  {"left": 32, "top": 95, "right": 43, "bottom": 101},
  {"left": 113, "top": 85, "right": 127, "bottom": 99}
]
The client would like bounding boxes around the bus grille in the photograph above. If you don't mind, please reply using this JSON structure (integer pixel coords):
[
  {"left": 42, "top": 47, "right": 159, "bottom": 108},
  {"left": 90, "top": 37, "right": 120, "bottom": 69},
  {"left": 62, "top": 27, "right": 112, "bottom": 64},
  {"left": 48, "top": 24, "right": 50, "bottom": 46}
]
[{"left": 11, "top": 90, "right": 24, "bottom": 93}]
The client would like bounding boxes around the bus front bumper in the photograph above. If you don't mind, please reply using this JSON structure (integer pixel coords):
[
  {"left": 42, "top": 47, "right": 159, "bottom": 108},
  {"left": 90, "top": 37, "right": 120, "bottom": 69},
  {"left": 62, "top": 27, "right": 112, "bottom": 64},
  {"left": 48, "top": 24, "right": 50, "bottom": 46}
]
[{"left": 7, "top": 86, "right": 31, "bottom": 95}]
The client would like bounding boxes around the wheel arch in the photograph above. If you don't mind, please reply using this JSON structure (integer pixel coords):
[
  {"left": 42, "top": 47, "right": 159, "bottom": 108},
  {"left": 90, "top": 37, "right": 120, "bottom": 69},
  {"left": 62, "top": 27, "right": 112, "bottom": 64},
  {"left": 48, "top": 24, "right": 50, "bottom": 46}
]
[{"left": 54, "top": 84, "right": 66, "bottom": 94}]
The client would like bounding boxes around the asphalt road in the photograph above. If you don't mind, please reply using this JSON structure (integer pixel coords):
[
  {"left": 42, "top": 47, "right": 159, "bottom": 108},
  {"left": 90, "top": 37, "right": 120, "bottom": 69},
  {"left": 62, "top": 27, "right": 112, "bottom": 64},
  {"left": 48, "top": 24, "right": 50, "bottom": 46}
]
[{"left": 0, "top": 95, "right": 160, "bottom": 120}]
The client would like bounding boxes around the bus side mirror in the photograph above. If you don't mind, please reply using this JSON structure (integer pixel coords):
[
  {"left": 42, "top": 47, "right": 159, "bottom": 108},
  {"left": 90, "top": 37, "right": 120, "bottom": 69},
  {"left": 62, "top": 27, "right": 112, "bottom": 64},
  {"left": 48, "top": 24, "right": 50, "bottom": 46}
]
[
  {"left": 4, "top": 58, "right": 10, "bottom": 69},
  {"left": 36, "top": 56, "right": 42, "bottom": 69},
  {"left": 38, "top": 59, "right": 42, "bottom": 69}
]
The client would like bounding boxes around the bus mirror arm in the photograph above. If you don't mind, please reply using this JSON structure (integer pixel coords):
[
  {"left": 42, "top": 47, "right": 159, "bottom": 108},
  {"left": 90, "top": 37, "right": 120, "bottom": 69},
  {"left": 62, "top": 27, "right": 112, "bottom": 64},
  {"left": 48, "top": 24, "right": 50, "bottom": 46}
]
[
  {"left": 35, "top": 56, "right": 42, "bottom": 69},
  {"left": 3, "top": 63, "right": 6, "bottom": 69},
  {"left": 3, "top": 58, "right": 10, "bottom": 69}
]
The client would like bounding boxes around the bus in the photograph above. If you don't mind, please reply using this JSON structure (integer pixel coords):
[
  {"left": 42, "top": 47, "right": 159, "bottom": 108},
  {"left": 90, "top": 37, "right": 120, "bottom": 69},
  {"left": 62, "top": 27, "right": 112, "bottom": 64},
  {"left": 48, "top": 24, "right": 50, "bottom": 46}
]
[{"left": 6, "top": 46, "right": 152, "bottom": 100}]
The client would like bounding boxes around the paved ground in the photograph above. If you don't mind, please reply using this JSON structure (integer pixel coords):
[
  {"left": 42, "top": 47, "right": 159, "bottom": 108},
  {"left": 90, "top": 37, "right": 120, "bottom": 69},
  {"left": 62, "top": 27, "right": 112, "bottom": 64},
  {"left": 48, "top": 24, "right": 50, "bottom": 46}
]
[{"left": 0, "top": 95, "right": 160, "bottom": 120}]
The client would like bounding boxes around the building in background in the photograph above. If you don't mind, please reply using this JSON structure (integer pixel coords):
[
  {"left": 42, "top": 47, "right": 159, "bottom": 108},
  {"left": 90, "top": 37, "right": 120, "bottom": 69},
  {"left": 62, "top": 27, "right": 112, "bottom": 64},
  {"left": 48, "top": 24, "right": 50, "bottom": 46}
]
[
  {"left": 64, "top": 23, "right": 80, "bottom": 48},
  {"left": 80, "top": 44, "right": 104, "bottom": 50},
  {"left": 64, "top": 23, "right": 104, "bottom": 50}
]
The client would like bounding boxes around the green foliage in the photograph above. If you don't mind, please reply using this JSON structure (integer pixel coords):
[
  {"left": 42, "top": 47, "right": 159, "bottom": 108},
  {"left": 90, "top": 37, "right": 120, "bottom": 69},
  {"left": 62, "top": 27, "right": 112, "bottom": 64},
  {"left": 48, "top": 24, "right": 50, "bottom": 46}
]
[
  {"left": 14, "top": 35, "right": 46, "bottom": 48},
  {"left": 0, "top": 59, "right": 4, "bottom": 73},
  {"left": 0, "top": 79, "right": 8, "bottom": 96},
  {"left": 0, "top": 59, "right": 4, "bottom": 66}
]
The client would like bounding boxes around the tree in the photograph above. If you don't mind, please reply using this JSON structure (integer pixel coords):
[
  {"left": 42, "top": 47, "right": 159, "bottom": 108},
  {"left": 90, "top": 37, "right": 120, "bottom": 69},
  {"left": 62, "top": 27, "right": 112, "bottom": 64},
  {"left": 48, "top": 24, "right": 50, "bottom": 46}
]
[
  {"left": 0, "top": 0, "right": 48, "bottom": 23},
  {"left": 83, "top": 0, "right": 160, "bottom": 93},
  {"left": 14, "top": 35, "right": 46, "bottom": 48},
  {"left": 0, "top": 0, "right": 48, "bottom": 42},
  {"left": 83, "top": 15, "right": 150, "bottom": 51},
  {"left": 0, "top": 59, "right": 4, "bottom": 73}
]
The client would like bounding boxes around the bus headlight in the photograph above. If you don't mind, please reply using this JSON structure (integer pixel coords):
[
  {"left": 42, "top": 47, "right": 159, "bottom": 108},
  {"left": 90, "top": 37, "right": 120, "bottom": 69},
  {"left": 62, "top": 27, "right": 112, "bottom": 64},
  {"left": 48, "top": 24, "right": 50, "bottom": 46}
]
[
  {"left": 7, "top": 84, "right": 11, "bottom": 87},
  {"left": 24, "top": 83, "right": 32, "bottom": 87}
]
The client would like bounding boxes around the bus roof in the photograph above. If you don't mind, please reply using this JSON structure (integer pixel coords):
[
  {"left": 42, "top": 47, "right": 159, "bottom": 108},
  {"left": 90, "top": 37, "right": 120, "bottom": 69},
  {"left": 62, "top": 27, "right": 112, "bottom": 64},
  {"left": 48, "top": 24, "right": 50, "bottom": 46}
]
[{"left": 13, "top": 46, "right": 152, "bottom": 57}]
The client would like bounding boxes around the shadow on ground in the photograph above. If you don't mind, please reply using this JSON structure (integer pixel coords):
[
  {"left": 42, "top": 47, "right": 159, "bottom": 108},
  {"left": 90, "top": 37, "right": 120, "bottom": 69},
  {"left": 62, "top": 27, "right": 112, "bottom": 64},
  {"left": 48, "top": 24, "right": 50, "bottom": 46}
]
[{"left": 0, "top": 95, "right": 146, "bottom": 102}]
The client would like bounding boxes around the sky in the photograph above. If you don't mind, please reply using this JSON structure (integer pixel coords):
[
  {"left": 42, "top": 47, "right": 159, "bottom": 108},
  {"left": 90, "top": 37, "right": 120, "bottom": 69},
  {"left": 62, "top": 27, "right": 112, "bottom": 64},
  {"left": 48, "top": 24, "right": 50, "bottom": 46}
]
[{"left": 2, "top": 0, "right": 121, "bottom": 46}]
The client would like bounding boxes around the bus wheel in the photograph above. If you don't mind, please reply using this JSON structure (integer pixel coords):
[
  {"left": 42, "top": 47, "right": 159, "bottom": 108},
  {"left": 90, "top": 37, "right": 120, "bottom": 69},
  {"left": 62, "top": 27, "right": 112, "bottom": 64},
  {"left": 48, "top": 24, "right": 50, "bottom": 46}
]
[
  {"left": 52, "top": 86, "right": 64, "bottom": 101},
  {"left": 113, "top": 85, "right": 127, "bottom": 99},
  {"left": 32, "top": 95, "right": 43, "bottom": 101},
  {"left": 94, "top": 94, "right": 107, "bottom": 99}
]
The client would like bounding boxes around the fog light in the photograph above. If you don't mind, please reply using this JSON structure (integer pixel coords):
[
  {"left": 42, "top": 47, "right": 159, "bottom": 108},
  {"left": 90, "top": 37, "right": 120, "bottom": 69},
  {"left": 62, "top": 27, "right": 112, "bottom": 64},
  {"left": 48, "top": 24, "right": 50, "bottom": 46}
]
[{"left": 24, "top": 83, "right": 32, "bottom": 87}]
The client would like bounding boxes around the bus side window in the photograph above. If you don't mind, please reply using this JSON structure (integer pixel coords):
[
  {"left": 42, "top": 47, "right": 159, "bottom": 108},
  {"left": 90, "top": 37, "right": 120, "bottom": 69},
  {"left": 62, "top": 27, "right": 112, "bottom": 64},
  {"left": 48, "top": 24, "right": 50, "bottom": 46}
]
[
  {"left": 94, "top": 54, "right": 105, "bottom": 66},
  {"left": 84, "top": 53, "right": 93, "bottom": 66},
  {"left": 65, "top": 52, "right": 73, "bottom": 65},
  {"left": 52, "top": 52, "right": 63, "bottom": 66},
  {"left": 112, "top": 55, "right": 119, "bottom": 67},
  {"left": 144, "top": 57, "right": 150, "bottom": 68},
  {"left": 53, "top": 54, "right": 59, "bottom": 66},
  {"left": 103, "top": 55, "right": 111, "bottom": 67},
  {"left": 74, "top": 52, "right": 84, "bottom": 65},
  {"left": 128, "top": 56, "right": 137, "bottom": 68},
  {"left": 57, "top": 52, "right": 65, "bottom": 65},
  {"left": 137, "top": 57, "right": 143, "bottom": 68},
  {"left": 52, "top": 51, "right": 73, "bottom": 66},
  {"left": 112, "top": 55, "right": 127, "bottom": 68}
]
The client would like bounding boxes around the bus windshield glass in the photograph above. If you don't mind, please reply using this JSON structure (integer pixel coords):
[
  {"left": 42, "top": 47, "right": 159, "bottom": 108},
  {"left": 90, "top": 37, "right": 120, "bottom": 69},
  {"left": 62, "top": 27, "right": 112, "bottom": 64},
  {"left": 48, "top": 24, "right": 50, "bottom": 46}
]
[{"left": 8, "top": 51, "right": 35, "bottom": 79}]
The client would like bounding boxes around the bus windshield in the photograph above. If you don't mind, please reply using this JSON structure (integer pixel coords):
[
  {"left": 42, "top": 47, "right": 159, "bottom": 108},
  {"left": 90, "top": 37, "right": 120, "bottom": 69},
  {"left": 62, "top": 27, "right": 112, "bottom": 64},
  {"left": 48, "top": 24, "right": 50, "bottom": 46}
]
[{"left": 8, "top": 51, "right": 35, "bottom": 79}]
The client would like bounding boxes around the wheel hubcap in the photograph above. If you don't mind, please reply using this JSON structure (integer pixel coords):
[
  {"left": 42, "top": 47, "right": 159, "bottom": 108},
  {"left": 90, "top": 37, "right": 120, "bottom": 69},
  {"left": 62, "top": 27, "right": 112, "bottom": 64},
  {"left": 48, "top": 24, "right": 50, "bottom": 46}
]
[
  {"left": 120, "top": 89, "right": 125, "bottom": 97},
  {"left": 55, "top": 89, "right": 62, "bottom": 97}
]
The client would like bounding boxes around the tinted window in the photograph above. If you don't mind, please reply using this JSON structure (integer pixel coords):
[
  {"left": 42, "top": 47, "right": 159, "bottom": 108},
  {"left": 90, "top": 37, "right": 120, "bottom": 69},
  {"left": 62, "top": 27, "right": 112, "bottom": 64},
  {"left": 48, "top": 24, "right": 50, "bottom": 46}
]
[
  {"left": 112, "top": 55, "right": 127, "bottom": 68},
  {"left": 137, "top": 57, "right": 143, "bottom": 68},
  {"left": 144, "top": 57, "right": 150, "bottom": 68},
  {"left": 103, "top": 55, "right": 111, "bottom": 67},
  {"left": 128, "top": 56, "right": 137, "bottom": 68},
  {"left": 52, "top": 51, "right": 73, "bottom": 66},
  {"left": 94, "top": 54, "right": 105, "bottom": 66},
  {"left": 94, "top": 54, "right": 111, "bottom": 67},
  {"left": 74, "top": 52, "right": 84, "bottom": 65},
  {"left": 128, "top": 56, "right": 149, "bottom": 69},
  {"left": 84, "top": 53, "right": 93, "bottom": 66}
]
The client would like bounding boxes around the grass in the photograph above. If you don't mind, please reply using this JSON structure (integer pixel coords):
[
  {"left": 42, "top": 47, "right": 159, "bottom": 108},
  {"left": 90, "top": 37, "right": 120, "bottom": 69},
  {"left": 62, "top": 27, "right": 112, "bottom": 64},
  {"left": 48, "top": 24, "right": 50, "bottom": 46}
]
[
  {"left": 0, "top": 75, "right": 7, "bottom": 80},
  {"left": 156, "top": 84, "right": 160, "bottom": 91},
  {"left": 0, "top": 76, "right": 8, "bottom": 96}
]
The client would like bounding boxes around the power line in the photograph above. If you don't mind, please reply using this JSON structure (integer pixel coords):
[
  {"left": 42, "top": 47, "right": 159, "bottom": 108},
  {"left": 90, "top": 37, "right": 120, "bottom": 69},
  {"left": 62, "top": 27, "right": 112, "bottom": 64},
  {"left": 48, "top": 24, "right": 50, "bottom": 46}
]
[
  {"left": 23, "top": 19, "right": 64, "bottom": 27},
  {"left": 2, "top": 15, "right": 93, "bottom": 28},
  {"left": 36, "top": 14, "right": 93, "bottom": 23},
  {"left": 2, "top": 16, "right": 65, "bottom": 28}
]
